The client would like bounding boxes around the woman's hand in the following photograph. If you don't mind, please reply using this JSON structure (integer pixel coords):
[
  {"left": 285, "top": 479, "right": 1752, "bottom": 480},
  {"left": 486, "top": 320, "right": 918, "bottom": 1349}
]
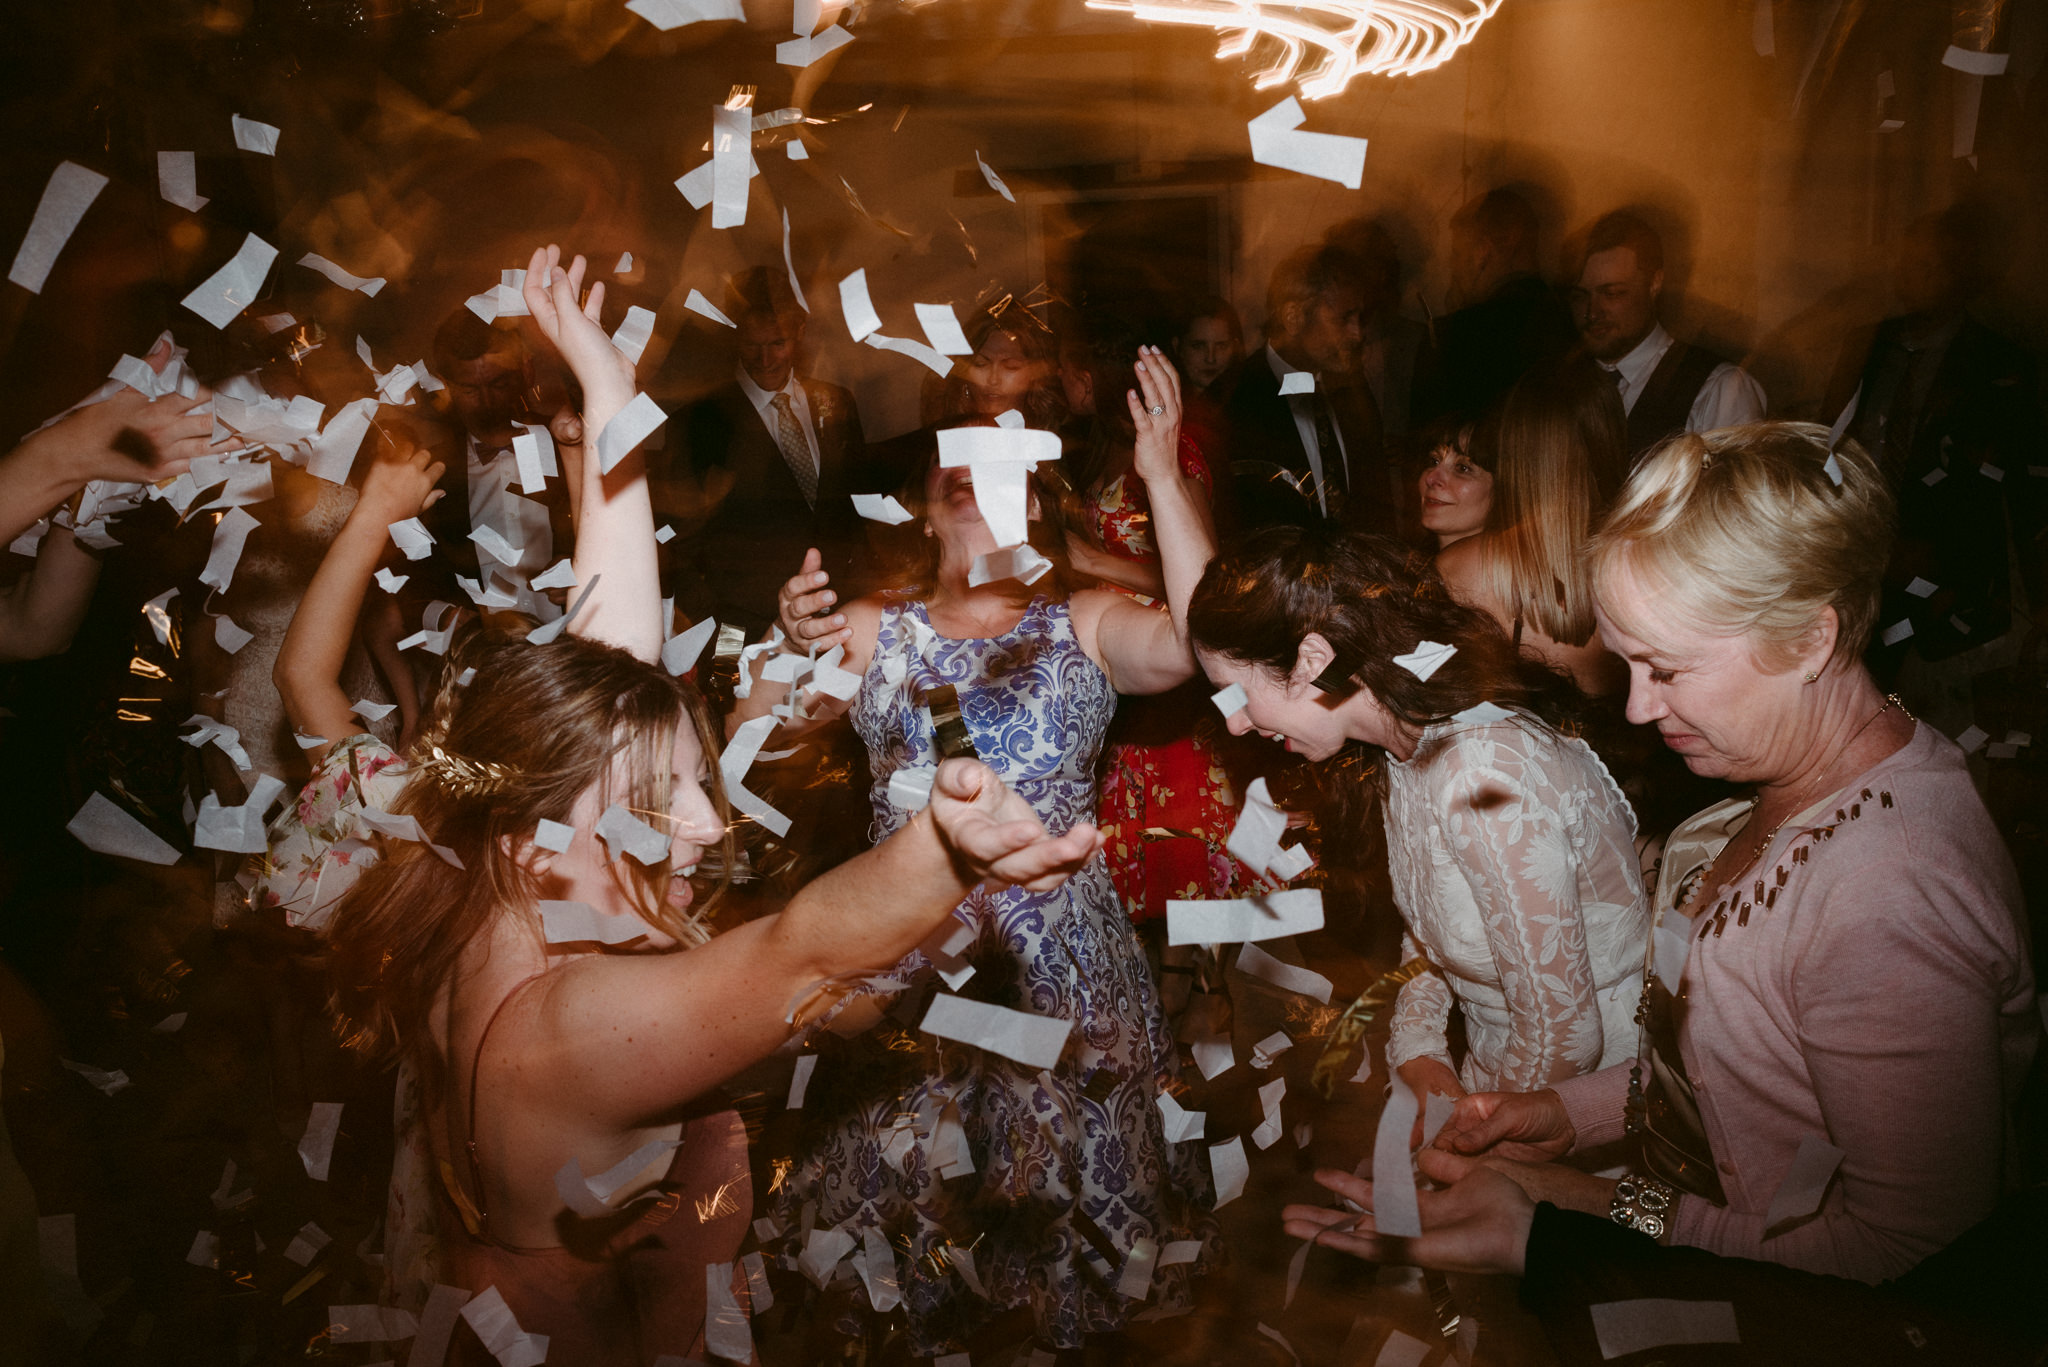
[
  {"left": 1432, "top": 1087, "right": 1576, "bottom": 1162},
  {"left": 1416, "top": 1148, "right": 1617, "bottom": 1220},
  {"left": 1127, "top": 345, "right": 1184, "bottom": 488},
  {"left": 356, "top": 438, "right": 445, "bottom": 527},
  {"left": 32, "top": 385, "right": 218, "bottom": 488},
  {"left": 926, "top": 758, "right": 1102, "bottom": 893},
  {"left": 776, "top": 548, "right": 851, "bottom": 653},
  {"left": 1397, "top": 1057, "right": 1466, "bottom": 1148},
  {"left": 520, "top": 245, "right": 634, "bottom": 410},
  {"left": 1280, "top": 1166, "right": 1535, "bottom": 1277}
]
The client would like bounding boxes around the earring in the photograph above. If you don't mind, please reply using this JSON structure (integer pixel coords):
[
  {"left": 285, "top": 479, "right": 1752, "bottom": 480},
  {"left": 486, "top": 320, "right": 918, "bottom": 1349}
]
[
  {"left": 1802, "top": 671, "right": 1818, "bottom": 684},
  {"left": 922, "top": 521, "right": 933, "bottom": 538}
]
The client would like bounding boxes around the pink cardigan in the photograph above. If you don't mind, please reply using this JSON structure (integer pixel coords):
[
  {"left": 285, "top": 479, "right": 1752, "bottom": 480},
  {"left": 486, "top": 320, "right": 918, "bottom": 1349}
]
[{"left": 1554, "top": 723, "right": 2038, "bottom": 1282}]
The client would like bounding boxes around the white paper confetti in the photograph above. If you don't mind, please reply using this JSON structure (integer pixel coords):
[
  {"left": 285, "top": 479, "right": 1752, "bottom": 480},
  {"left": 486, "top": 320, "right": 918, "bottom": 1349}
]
[
  {"left": 157, "top": 151, "right": 208, "bottom": 213},
  {"left": 1369, "top": 1071, "right": 1423, "bottom": 1237},
  {"left": 914, "top": 302, "right": 975, "bottom": 356},
  {"left": 974, "top": 150, "right": 1016, "bottom": 202},
  {"left": 1248, "top": 96, "right": 1367, "bottom": 189},
  {"left": 1167, "top": 888, "right": 1323, "bottom": 946},
  {"left": 298, "top": 1101, "right": 343, "bottom": 1181},
  {"left": 662, "top": 615, "right": 719, "bottom": 677},
  {"left": 852, "top": 493, "right": 914, "bottom": 524},
  {"left": 1764, "top": 1134, "right": 1846, "bottom": 1230},
  {"left": 67, "top": 792, "right": 180, "bottom": 865},
  {"left": 1211, "top": 682, "right": 1248, "bottom": 718},
  {"left": 231, "top": 114, "right": 281, "bottom": 154},
  {"left": 457, "top": 1286, "right": 548, "bottom": 1367},
  {"left": 919, "top": 994, "right": 1073, "bottom": 1069},
  {"left": 297, "top": 252, "right": 385, "bottom": 296},
  {"left": 838, "top": 268, "right": 883, "bottom": 342},
  {"left": 1278, "top": 370, "right": 1316, "bottom": 395},
  {"left": 1235, "top": 940, "right": 1333, "bottom": 1004},
  {"left": 1391, "top": 639, "right": 1457, "bottom": 682},
  {"left": 595, "top": 803, "right": 671, "bottom": 865},
  {"left": 610, "top": 304, "right": 657, "bottom": 363},
  {"left": 685, "top": 289, "right": 736, "bottom": 328},
  {"left": 1588, "top": 1299, "right": 1740, "bottom": 1358},
  {"left": 1209, "top": 1136, "right": 1249, "bottom": 1208},
  {"left": 182, "top": 233, "right": 278, "bottom": 329},
  {"left": 1156, "top": 1090, "right": 1205, "bottom": 1142},
  {"left": 594, "top": 392, "right": 668, "bottom": 474},
  {"left": 8, "top": 161, "right": 108, "bottom": 294}
]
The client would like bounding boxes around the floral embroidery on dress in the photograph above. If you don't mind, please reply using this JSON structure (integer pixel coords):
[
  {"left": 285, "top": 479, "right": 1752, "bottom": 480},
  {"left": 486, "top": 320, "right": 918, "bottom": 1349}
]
[{"left": 251, "top": 732, "right": 408, "bottom": 932}]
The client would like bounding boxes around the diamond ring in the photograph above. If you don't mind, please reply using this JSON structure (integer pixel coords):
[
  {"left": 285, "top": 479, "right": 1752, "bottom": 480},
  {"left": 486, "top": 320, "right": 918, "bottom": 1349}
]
[{"left": 1147, "top": 404, "right": 1165, "bottom": 416}]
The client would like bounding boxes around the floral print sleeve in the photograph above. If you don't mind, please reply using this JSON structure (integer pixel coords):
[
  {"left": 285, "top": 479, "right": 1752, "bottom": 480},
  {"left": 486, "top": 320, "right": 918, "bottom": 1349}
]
[{"left": 251, "top": 732, "right": 409, "bottom": 932}]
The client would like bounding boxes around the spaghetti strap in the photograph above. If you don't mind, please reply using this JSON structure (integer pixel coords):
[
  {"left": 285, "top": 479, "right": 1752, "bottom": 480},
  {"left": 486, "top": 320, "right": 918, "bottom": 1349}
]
[{"left": 454, "top": 970, "right": 552, "bottom": 1242}]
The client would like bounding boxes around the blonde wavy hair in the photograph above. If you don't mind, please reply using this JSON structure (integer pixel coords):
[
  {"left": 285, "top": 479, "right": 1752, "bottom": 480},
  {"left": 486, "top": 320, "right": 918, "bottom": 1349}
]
[{"left": 1588, "top": 422, "right": 1895, "bottom": 671}]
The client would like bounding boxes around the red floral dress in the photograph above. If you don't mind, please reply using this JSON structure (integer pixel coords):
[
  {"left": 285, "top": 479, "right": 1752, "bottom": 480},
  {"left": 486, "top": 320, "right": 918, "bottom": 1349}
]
[{"left": 1090, "top": 437, "right": 1254, "bottom": 921}]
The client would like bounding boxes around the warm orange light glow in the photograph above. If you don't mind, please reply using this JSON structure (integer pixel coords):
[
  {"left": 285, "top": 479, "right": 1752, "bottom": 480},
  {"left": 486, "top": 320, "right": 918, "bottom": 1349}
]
[{"left": 1086, "top": 0, "right": 1502, "bottom": 99}]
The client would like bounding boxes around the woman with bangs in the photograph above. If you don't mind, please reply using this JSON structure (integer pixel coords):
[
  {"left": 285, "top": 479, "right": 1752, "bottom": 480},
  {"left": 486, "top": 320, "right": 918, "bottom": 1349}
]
[
  {"left": 745, "top": 349, "right": 1220, "bottom": 1358},
  {"left": 318, "top": 248, "right": 1099, "bottom": 1365}
]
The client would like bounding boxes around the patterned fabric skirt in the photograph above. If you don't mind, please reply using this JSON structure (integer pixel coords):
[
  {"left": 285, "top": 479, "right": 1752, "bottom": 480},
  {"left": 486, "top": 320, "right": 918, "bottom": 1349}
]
[{"left": 773, "top": 859, "right": 1219, "bottom": 1354}]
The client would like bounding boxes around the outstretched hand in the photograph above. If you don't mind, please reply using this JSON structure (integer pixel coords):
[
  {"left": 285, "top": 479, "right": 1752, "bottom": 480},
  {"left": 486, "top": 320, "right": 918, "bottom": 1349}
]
[
  {"left": 1279, "top": 1165, "right": 1534, "bottom": 1277},
  {"left": 926, "top": 758, "right": 1102, "bottom": 893},
  {"left": 776, "top": 548, "right": 852, "bottom": 654},
  {"left": 1128, "top": 345, "right": 1184, "bottom": 486},
  {"left": 520, "top": 245, "right": 634, "bottom": 408}
]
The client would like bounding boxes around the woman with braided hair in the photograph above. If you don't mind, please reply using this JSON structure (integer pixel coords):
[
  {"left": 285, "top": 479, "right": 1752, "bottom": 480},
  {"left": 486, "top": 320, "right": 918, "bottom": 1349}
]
[
  {"left": 1187, "top": 527, "right": 1649, "bottom": 1110},
  {"left": 301, "top": 249, "right": 1101, "bottom": 1364}
]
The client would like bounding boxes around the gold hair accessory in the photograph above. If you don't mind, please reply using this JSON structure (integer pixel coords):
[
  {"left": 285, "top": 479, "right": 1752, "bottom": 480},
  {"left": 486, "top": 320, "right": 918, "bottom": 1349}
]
[{"left": 415, "top": 741, "right": 518, "bottom": 798}]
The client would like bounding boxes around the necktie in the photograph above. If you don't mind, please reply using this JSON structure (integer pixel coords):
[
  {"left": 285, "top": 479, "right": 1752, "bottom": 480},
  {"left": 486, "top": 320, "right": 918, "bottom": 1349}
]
[
  {"left": 1312, "top": 394, "right": 1348, "bottom": 509},
  {"left": 772, "top": 392, "right": 818, "bottom": 508}
]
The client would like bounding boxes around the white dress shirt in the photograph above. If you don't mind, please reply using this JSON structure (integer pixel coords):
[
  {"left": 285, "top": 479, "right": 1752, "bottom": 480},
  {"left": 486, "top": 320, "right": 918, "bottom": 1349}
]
[
  {"left": 1599, "top": 323, "right": 1767, "bottom": 432},
  {"left": 735, "top": 366, "right": 823, "bottom": 498},
  {"left": 1267, "top": 345, "right": 1348, "bottom": 515}
]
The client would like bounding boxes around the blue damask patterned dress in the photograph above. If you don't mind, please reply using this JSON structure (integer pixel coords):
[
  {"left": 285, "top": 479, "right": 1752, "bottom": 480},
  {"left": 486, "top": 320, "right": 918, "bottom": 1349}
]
[{"left": 779, "top": 595, "right": 1214, "bottom": 1355}]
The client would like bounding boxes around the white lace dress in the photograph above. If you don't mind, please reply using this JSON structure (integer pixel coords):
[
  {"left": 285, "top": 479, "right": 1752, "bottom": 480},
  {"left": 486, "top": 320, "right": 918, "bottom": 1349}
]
[{"left": 1383, "top": 709, "right": 1649, "bottom": 1093}]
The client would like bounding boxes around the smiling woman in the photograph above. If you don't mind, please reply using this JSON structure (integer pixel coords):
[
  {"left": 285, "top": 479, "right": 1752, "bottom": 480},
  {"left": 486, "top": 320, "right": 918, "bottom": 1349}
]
[
  {"left": 1428, "top": 423, "right": 2037, "bottom": 1286},
  {"left": 1187, "top": 528, "right": 1649, "bottom": 1101},
  {"left": 311, "top": 248, "right": 1102, "bottom": 1365}
]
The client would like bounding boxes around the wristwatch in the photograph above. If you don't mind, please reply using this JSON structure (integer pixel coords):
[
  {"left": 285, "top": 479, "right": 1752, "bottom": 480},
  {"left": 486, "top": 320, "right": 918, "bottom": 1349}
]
[{"left": 1609, "top": 1174, "right": 1676, "bottom": 1239}]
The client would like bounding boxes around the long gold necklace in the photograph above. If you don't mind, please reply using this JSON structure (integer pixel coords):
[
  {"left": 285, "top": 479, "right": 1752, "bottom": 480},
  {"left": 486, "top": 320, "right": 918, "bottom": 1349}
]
[{"left": 1738, "top": 693, "right": 1900, "bottom": 871}]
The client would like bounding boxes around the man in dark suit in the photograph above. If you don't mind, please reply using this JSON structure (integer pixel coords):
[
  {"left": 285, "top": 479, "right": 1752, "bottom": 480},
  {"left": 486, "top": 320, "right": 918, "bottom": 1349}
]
[
  {"left": 1424, "top": 187, "right": 1578, "bottom": 426},
  {"left": 1846, "top": 206, "right": 2043, "bottom": 677},
  {"left": 1224, "top": 244, "right": 1392, "bottom": 535},
  {"left": 660, "top": 268, "right": 868, "bottom": 638}
]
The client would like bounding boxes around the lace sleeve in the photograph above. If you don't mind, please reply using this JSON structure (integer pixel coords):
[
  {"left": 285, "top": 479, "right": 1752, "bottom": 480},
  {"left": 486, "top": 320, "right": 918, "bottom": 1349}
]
[
  {"left": 1385, "top": 929, "right": 1457, "bottom": 1074},
  {"left": 1438, "top": 728, "right": 1605, "bottom": 1091}
]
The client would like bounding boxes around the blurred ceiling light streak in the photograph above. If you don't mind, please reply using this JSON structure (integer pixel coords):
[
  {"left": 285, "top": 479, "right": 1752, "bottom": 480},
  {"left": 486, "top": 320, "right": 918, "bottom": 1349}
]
[{"left": 1086, "top": 0, "right": 1502, "bottom": 99}]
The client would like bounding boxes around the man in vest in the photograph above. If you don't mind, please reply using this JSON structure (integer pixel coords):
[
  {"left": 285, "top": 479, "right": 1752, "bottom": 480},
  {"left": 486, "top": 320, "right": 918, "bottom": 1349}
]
[{"left": 1572, "top": 210, "right": 1765, "bottom": 460}]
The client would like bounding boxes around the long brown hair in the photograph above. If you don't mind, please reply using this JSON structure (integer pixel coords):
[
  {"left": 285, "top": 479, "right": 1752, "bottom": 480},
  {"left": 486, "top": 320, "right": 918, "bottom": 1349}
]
[
  {"left": 1188, "top": 525, "right": 1583, "bottom": 741},
  {"left": 325, "top": 621, "right": 732, "bottom": 1100}
]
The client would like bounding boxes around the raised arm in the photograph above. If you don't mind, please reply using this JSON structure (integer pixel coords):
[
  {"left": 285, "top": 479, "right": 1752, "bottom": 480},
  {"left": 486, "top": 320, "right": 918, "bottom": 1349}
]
[
  {"left": 1074, "top": 347, "right": 1217, "bottom": 694},
  {"left": 520, "top": 245, "right": 660, "bottom": 662},
  {"left": 551, "top": 757, "right": 1103, "bottom": 1124},
  {"left": 274, "top": 439, "right": 445, "bottom": 765}
]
